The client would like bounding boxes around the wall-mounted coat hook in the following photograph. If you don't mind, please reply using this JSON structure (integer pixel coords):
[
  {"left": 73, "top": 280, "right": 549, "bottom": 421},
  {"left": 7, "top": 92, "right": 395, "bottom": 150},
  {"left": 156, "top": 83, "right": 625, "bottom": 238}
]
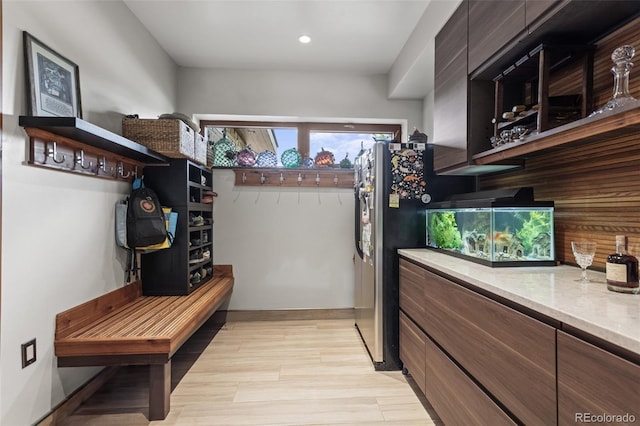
[
  {"left": 133, "top": 166, "right": 139, "bottom": 179},
  {"left": 97, "top": 156, "right": 114, "bottom": 176},
  {"left": 73, "top": 149, "right": 92, "bottom": 170},
  {"left": 44, "top": 141, "right": 65, "bottom": 164},
  {"left": 117, "top": 161, "right": 131, "bottom": 178},
  {"left": 97, "top": 156, "right": 107, "bottom": 173}
]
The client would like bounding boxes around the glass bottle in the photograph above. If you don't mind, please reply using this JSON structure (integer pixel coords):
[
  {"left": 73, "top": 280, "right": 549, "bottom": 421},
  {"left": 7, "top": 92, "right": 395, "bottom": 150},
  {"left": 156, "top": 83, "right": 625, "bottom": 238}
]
[
  {"left": 605, "top": 235, "right": 640, "bottom": 294},
  {"left": 590, "top": 45, "right": 639, "bottom": 116}
]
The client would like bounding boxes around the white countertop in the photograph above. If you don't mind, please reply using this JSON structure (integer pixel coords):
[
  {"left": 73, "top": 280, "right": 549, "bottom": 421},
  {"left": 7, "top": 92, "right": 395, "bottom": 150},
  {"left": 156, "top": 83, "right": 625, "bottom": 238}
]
[{"left": 398, "top": 248, "right": 640, "bottom": 356}]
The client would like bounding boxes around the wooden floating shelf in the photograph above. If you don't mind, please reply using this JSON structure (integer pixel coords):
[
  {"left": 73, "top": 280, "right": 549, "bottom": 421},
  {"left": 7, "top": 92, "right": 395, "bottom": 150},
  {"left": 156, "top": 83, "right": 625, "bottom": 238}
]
[
  {"left": 230, "top": 167, "right": 354, "bottom": 188},
  {"left": 19, "top": 116, "right": 168, "bottom": 164},
  {"left": 473, "top": 102, "right": 640, "bottom": 165},
  {"left": 20, "top": 116, "right": 169, "bottom": 182}
]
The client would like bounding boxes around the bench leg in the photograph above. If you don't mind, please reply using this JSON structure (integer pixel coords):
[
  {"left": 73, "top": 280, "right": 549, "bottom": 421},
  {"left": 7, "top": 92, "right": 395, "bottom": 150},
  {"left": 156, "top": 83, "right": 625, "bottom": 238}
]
[{"left": 149, "top": 361, "right": 171, "bottom": 420}]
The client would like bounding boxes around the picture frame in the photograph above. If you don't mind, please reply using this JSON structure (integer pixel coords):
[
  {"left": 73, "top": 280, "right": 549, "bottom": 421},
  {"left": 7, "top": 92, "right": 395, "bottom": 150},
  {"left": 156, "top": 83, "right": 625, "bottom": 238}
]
[{"left": 23, "top": 31, "right": 82, "bottom": 118}]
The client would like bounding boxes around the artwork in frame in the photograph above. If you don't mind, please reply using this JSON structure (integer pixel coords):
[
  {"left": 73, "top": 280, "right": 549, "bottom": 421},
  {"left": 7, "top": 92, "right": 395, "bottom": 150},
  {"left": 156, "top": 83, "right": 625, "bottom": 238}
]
[{"left": 23, "top": 31, "right": 82, "bottom": 118}]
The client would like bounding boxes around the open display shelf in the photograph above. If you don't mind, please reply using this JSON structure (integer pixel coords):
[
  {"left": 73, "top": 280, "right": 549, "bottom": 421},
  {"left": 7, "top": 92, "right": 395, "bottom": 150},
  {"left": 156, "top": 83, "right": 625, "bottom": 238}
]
[
  {"left": 473, "top": 101, "right": 640, "bottom": 164},
  {"left": 491, "top": 44, "right": 594, "bottom": 139}
]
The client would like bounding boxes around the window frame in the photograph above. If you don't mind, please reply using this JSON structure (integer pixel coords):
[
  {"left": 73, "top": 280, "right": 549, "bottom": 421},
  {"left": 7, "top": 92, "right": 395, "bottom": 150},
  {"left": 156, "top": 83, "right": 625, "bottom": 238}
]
[{"left": 200, "top": 120, "right": 402, "bottom": 160}]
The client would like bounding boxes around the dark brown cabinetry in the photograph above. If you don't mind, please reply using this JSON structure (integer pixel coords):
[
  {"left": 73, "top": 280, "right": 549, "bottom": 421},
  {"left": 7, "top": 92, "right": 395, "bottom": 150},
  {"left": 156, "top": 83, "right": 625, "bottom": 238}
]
[
  {"left": 433, "top": 1, "right": 498, "bottom": 174},
  {"left": 421, "top": 264, "right": 557, "bottom": 424},
  {"left": 434, "top": 0, "right": 640, "bottom": 175},
  {"left": 399, "top": 256, "right": 640, "bottom": 425},
  {"left": 398, "top": 312, "right": 426, "bottom": 395},
  {"left": 141, "top": 159, "right": 214, "bottom": 295},
  {"left": 557, "top": 331, "right": 640, "bottom": 425},
  {"left": 525, "top": 0, "right": 561, "bottom": 27},
  {"left": 399, "top": 258, "right": 557, "bottom": 424},
  {"left": 423, "top": 331, "right": 516, "bottom": 425},
  {"left": 468, "top": 0, "right": 526, "bottom": 75},
  {"left": 433, "top": 1, "right": 468, "bottom": 172}
]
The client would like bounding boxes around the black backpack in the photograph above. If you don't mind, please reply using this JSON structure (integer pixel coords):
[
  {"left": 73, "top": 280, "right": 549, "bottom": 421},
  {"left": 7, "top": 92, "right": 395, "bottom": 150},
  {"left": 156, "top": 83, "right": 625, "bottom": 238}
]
[{"left": 126, "top": 178, "right": 167, "bottom": 248}]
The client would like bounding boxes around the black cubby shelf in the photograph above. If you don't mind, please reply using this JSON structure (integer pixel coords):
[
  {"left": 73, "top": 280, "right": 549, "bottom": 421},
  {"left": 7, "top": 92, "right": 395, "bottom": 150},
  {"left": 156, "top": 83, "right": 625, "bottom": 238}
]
[{"left": 141, "top": 159, "right": 214, "bottom": 295}]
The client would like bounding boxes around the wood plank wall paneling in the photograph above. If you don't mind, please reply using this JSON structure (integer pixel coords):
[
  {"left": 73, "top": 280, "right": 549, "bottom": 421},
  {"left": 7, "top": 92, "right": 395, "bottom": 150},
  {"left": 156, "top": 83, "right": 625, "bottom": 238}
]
[{"left": 480, "top": 17, "right": 640, "bottom": 269}]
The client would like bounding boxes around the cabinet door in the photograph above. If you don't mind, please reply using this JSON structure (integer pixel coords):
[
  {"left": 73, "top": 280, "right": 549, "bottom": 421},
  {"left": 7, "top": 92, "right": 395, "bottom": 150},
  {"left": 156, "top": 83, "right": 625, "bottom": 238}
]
[
  {"left": 468, "top": 0, "right": 526, "bottom": 74},
  {"left": 434, "top": 0, "right": 467, "bottom": 79},
  {"left": 557, "top": 331, "right": 640, "bottom": 425},
  {"left": 423, "top": 331, "right": 516, "bottom": 425},
  {"left": 399, "top": 259, "right": 426, "bottom": 328},
  {"left": 422, "top": 269, "right": 557, "bottom": 424},
  {"left": 433, "top": 1, "right": 469, "bottom": 172},
  {"left": 525, "top": 0, "right": 560, "bottom": 27},
  {"left": 399, "top": 312, "right": 426, "bottom": 395}
]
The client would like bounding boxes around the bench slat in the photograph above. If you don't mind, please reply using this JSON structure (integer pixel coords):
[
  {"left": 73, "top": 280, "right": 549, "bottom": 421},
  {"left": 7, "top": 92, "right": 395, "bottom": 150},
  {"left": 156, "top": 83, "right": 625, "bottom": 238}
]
[
  {"left": 55, "top": 281, "right": 142, "bottom": 339},
  {"left": 55, "top": 268, "right": 233, "bottom": 358}
]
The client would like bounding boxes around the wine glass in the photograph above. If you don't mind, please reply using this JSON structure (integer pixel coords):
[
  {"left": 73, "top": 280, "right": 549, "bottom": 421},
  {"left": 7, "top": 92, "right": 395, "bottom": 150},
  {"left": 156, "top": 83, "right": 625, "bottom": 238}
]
[{"left": 571, "top": 241, "right": 597, "bottom": 283}]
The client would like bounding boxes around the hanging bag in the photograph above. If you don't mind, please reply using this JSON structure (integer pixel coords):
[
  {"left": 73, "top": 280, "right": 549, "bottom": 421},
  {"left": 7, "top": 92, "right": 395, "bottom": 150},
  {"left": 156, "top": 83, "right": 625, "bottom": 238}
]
[{"left": 126, "top": 178, "right": 167, "bottom": 248}]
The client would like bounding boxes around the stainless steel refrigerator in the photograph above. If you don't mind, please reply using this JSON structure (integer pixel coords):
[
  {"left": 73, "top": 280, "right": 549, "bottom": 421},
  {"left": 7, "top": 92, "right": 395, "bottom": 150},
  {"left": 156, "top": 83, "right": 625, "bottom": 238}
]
[{"left": 354, "top": 141, "right": 473, "bottom": 370}]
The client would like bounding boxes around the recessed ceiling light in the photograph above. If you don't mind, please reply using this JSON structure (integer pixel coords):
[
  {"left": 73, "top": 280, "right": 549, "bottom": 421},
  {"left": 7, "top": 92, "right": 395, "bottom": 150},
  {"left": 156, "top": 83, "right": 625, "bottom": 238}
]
[{"left": 298, "top": 34, "right": 311, "bottom": 44}]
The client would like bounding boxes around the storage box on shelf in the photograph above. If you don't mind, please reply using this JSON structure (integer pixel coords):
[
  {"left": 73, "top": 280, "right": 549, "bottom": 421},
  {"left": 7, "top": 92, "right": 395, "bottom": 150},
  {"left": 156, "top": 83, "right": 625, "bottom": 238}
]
[
  {"left": 141, "top": 159, "right": 214, "bottom": 295},
  {"left": 123, "top": 117, "right": 195, "bottom": 161},
  {"left": 194, "top": 131, "right": 207, "bottom": 166}
]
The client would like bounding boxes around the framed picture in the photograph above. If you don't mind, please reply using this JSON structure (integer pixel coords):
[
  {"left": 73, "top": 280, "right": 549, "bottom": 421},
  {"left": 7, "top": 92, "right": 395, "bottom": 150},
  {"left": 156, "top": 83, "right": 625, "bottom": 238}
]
[{"left": 23, "top": 31, "right": 82, "bottom": 118}]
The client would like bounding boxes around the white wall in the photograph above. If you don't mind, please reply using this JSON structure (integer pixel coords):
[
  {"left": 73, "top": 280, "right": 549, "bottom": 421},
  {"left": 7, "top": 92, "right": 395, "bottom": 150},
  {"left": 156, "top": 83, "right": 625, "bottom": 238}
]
[
  {"left": 178, "top": 68, "right": 423, "bottom": 310},
  {"left": 212, "top": 170, "right": 355, "bottom": 310},
  {"left": 1, "top": 2, "right": 177, "bottom": 425},
  {"left": 178, "top": 68, "right": 422, "bottom": 126}
]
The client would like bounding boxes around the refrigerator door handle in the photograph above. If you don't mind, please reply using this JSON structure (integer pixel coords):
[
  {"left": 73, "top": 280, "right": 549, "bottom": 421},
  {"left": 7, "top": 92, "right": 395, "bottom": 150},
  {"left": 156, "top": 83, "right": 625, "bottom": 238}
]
[{"left": 354, "top": 188, "right": 365, "bottom": 260}]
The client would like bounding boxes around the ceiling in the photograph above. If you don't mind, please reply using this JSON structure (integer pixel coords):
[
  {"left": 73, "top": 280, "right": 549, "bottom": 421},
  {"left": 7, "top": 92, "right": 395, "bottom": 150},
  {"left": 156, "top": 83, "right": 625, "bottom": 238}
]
[{"left": 123, "top": 0, "right": 461, "bottom": 99}]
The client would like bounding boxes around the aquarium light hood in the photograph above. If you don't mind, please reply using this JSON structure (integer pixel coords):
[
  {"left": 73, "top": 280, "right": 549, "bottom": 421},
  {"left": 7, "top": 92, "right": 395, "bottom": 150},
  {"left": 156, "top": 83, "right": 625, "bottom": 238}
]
[{"left": 428, "top": 187, "right": 553, "bottom": 209}]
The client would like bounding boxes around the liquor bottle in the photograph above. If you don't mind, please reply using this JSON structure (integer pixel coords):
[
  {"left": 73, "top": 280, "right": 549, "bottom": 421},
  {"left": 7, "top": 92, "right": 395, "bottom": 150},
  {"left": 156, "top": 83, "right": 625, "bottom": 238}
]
[{"left": 605, "top": 235, "right": 640, "bottom": 294}]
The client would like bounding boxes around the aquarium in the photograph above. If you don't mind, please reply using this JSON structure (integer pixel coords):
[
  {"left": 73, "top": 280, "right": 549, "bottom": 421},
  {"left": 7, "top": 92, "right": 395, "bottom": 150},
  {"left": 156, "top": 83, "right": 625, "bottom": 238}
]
[{"left": 425, "top": 188, "right": 555, "bottom": 267}]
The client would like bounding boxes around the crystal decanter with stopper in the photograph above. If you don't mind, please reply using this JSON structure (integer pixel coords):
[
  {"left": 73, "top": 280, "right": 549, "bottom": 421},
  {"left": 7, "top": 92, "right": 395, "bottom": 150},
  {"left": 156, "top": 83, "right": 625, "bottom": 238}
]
[{"left": 590, "top": 45, "right": 639, "bottom": 116}]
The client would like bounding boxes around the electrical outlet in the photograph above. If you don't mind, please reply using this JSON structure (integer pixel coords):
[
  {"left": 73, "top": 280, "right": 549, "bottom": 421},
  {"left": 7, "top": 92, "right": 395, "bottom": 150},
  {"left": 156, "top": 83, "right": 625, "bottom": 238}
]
[{"left": 21, "top": 338, "right": 36, "bottom": 368}]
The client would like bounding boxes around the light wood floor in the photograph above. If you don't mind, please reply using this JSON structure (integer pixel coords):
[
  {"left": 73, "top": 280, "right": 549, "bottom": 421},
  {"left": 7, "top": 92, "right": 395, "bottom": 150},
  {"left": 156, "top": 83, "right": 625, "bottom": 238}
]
[{"left": 59, "top": 317, "right": 442, "bottom": 425}]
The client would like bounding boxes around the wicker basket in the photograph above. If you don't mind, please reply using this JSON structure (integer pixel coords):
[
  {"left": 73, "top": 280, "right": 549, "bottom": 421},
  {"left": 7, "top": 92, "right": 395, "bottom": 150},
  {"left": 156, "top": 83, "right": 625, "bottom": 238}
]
[
  {"left": 122, "top": 117, "right": 194, "bottom": 159},
  {"left": 207, "top": 145, "right": 215, "bottom": 168},
  {"left": 194, "top": 132, "right": 207, "bottom": 166}
]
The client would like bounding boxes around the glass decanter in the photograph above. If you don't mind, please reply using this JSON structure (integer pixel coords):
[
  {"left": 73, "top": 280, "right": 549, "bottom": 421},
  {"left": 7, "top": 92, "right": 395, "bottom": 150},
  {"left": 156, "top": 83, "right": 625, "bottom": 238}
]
[{"left": 590, "top": 45, "right": 639, "bottom": 116}]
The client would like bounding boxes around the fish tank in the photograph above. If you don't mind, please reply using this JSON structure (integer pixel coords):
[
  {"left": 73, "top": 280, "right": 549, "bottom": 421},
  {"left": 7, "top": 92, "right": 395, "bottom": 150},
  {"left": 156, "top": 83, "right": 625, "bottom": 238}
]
[{"left": 425, "top": 188, "right": 555, "bottom": 267}]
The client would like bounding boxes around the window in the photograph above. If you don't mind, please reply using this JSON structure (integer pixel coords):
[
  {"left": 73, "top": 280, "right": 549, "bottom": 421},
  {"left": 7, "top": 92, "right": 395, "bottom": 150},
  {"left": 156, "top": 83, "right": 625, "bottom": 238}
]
[{"left": 202, "top": 120, "right": 400, "bottom": 168}]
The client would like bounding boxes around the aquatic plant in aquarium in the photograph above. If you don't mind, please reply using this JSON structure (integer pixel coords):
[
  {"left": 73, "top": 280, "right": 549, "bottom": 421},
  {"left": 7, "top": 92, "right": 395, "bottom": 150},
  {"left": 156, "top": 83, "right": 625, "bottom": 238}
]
[
  {"left": 429, "top": 211, "right": 462, "bottom": 250},
  {"left": 515, "top": 210, "right": 553, "bottom": 258}
]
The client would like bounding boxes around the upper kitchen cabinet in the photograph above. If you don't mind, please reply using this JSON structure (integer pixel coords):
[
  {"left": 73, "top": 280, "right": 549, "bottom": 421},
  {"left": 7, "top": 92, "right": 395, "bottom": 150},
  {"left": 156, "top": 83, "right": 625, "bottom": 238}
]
[
  {"left": 433, "top": 1, "right": 468, "bottom": 172},
  {"left": 468, "top": 0, "right": 526, "bottom": 76},
  {"left": 471, "top": 1, "right": 640, "bottom": 80},
  {"left": 433, "top": 0, "right": 516, "bottom": 175},
  {"left": 525, "top": 0, "right": 562, "bottom": 28}
]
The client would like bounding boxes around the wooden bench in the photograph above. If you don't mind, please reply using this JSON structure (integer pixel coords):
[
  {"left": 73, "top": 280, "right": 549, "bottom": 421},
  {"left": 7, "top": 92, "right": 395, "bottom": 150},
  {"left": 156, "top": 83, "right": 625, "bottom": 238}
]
[{"left": 54, "top": 265, "right": 234, "bottom": 420}]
